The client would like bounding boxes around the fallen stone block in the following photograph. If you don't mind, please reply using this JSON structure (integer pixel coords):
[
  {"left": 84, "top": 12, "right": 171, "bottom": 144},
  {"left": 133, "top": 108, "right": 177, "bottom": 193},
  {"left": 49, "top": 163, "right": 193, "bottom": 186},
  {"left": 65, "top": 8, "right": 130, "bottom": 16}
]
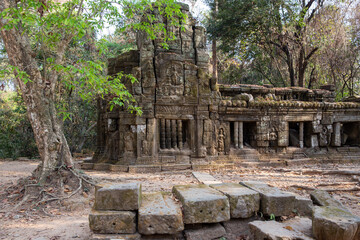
[
  {"left": 138, "top": 192, "right": 184, "bottom": 235},
  {"left": 90, "top": 233, "right": 141, "bottom": 240},
  {"left": 210, "top": 183, "right": 260, "bottom": 218},
  {"left": 312, "top": 205, "right": 360, "bottom": 240},
  {"left": 95, "top": 183, "right": 141, "bottom": 211},
  {"left": 184, "top": 223, "right": 226, "bottom": 240},
  {"left": 172, "top": 184, "right": 230, "bottom": 224},
  {"left": 240, "top": 181, "right": 295, "bottom": 216},
  {"left": 80, "top": 162, "right": 94, "bottom": 170},
  {"left": 192, "top": 172, "right": 222, "bottom": 185},
  {"left": 222, "top": 217, "right": 258, "bottom": 240},
  {"left": 310, "top": 190, "right": 345, "bottom": 209},
  {"left": 249, "top": 220, "right": 313, "bottom": 240},
  {"left": 89, "top": 210, "right": 136, "bottom": 234},
  {"left": 128, "top": 165, "right": 161, "bottom": 173},
  {"left": 286, "top": 192, "right": 313, "bottom": 217},
  {"left": 109, "top": 165, "right": 129, "bottom": 172},
  {"left": 282, "top": 217, "right": 314, "bottom": 238},
  {"left": 93, "top": 163, "right": 111, "bottom": 171},
  {"left": 140, "top": 233, "right": 185, "bottom": 240}
]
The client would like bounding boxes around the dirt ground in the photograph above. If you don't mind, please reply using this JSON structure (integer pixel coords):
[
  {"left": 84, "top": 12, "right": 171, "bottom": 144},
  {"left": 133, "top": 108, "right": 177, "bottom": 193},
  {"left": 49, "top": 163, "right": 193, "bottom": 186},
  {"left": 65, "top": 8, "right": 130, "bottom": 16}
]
[{"left": 0, "top": 159, "right": 359, "bottom": 240}]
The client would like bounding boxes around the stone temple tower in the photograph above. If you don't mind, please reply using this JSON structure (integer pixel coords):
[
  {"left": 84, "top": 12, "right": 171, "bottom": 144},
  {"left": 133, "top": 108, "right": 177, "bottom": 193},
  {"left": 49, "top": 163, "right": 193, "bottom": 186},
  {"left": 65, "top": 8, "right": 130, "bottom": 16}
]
[{"left": 94, "top": 3, "right": 220, "bottom": 167}]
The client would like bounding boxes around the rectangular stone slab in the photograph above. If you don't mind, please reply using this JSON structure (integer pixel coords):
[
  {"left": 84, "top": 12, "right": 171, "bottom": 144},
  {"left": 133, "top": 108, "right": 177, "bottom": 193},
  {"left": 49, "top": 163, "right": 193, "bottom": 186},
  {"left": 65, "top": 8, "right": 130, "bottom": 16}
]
[
  {"left": 192, "top": 172, "right": 222, "bottom": 185},
  {"left": 240, "top": 181, "right": 295, "bottom": 216},
  {"left": 95, "top": 183, "right": 141, "bottom": 211},
  {"left": 185, "top": 223, "right": 226, "bottom": 240},
  {"left": 249, "top": 220, "right": 313, "bottom": 240},
  {"left": 90, "top": 233, "right": 141, "bottom": 240},
  {"left": 89, "top": 210, "right": 136, "bottom": 234},
  {"left": 138, "top": 192, "right": 184, "bottom": 235},
  {"left": 210, "top": 183, "right": 260, "bottom": 218},
  {"left": 172, "top": 184, "right": 230, "bottom": 224},
  {"left": 312, "top": 206, "right": 360, "bottom": 240}
]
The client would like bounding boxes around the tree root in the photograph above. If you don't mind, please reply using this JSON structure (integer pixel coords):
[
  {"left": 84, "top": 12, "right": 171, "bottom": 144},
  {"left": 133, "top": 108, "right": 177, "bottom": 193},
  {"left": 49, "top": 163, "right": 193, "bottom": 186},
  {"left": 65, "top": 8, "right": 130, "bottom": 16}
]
[{"left": 4, "top": 166, "right": 97, "bottom": 213}]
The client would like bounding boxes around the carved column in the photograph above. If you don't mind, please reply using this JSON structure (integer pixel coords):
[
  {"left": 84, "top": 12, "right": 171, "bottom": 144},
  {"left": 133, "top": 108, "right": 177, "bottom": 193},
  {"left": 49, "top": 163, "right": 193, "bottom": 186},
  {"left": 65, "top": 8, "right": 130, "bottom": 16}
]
[
  {"left": 299, "top": 122, "right": 304, "bottom": 148},
  {"left": 160, "top": 119, "right": 166, "bottom": 149},
  {"left": 171, "top": 120, "right": 177, "bottom": 149},
  {"left": 239, "top": 121, "right": 243, "bottom": 149},
  {"left": 332, "top": 122, "right": 341, "bottom": 147},
  {"left": 234, "top": 121, "right": 239, "bottom": 148},
  {"left": 166, "top": 119, "right": 171, "bottom": 149},
  {"left": 177, "top": 120, "right": 183, "bottom": 150}
]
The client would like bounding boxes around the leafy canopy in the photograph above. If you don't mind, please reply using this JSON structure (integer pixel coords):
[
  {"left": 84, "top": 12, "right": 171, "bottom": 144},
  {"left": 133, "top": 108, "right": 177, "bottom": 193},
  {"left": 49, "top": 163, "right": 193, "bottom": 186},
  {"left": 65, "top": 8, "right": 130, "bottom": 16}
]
[{"left": 0, "top": 0, "right": 186, "bottom": 118}]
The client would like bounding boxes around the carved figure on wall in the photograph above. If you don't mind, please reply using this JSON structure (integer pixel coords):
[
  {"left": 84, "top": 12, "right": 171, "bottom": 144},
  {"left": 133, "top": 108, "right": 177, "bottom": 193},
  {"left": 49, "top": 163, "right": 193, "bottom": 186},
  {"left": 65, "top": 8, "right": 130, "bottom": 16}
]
[
  {"left": 142, "top": 140, "right": 150, "bottom": 156},
  {"left": 269, "top": 127, "right": 277, "bottom": 141},
  {"left": 218, "top": 128, "right": 225, "bottom": 152},
  {"left": 124, "top": 132, "right": 134, "bottom": 153}
]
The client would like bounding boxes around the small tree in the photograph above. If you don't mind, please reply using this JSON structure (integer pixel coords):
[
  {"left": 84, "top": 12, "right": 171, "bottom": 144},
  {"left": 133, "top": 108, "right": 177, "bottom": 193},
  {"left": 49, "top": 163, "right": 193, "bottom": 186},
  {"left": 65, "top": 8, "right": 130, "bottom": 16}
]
[{"left": 0, "top": 0, "right": 185, "bottom": 193}]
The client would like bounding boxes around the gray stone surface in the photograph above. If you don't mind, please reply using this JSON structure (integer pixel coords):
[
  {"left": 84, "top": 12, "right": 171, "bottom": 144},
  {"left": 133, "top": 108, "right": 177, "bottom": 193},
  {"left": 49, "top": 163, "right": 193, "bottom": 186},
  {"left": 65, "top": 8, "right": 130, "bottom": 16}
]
[
  {"left": 140, "top": 233, "right": 185, "bottom": 240},
  {"left": 222, "top": 217, "right": 258, "bottom": 240},
  {"left": 89, "top": 210, "right": 136, "bottom": 234},
  {"left": 240, "top": 181, "right": 295, "bottom": 216},
  {"left": 192, "top": 172, "right": 222, "bottom": 185},
  {"left": 210, "top": 183, "right": 260, "bottom": 218},
  {"left": 172, "top": 184, "right": 230, "bottom": 224},
  {"left": 310, "top": 190, "right": 345, "bottom": 209},
  {"left": 249, "top": 220, "right": 314, "bottom": 240},
  {"left": 91, "top": 233, "right": 141, "bottom": 240},
  {"left": 138, "top": 192, "right": 184, "bottom": 235},
  {"left": 184, "top": 223, "right": 226, "bottom": 240},
  {"left": 283, "top": 217, "right": 314, "bottom": 238},
  {"left": 294, "top": 195, "right": 313, "bottom": 217},
  {"left": 312, "top": 206, "right": 360, "bottom": 240},
  {"left": 95, "top": 183, "right": 141, "bottom": 211}
]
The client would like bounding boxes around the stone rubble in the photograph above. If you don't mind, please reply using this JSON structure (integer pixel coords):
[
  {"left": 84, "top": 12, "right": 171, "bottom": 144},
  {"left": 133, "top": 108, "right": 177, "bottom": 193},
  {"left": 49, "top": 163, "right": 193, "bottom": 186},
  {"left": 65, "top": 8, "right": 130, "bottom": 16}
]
[{"left": 88, "top": 181, "right": 360, "bottom": 240}]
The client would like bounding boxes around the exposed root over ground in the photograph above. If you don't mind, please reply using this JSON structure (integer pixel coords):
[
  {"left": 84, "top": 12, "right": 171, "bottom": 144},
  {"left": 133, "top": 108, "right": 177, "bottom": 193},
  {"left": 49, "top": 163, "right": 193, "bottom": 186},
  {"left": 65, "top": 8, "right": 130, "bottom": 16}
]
[{"left": 1, "top": 165, "right": 96, "bottom": 217}]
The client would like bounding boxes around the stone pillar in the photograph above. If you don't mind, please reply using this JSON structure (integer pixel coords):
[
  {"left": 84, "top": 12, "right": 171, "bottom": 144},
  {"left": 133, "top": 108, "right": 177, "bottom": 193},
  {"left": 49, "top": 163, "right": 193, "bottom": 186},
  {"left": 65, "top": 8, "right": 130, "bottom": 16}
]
[
  {"left": 166, "top": 119, "right": 171, "bottom": 149},
  {"left": 177, "top": 120, "right": 183, "bottom": 150},
  {"left": 160, "top": 119, "right": 166, "bottom": 149},
  {"left": 299, "top": 122, "right": 304, "bottom": 148},
  {"left": 332, "top": 122, "right": 341, "bottom": 147},
  {"left": 239, "top": 121, "right": 243, "bottom": 149},
  {"left": 171, "top": 120, "right": 177, "bottom": 149},
  {"left": 234, "top": 121, "right": 239, "bottom": 148}
]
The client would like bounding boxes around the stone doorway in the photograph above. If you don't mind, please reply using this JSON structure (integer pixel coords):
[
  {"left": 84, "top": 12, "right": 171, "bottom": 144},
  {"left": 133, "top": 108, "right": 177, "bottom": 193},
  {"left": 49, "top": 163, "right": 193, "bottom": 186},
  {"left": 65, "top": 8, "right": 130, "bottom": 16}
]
[{"left": 342, "top": 122, "right": 360, "bottom": 146}]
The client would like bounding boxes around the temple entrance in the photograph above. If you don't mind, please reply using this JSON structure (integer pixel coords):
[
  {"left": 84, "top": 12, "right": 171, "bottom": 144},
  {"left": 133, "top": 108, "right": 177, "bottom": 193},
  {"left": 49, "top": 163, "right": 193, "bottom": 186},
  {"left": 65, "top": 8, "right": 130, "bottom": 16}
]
[
  {"left": 289, "top": 122, "right": 300, "bottom": 147},
  {"left": 243, "top": 122, "right": 257, "bottom": 148},
  {"left": 342, "top": 122, "right": 360, "bottom": 146}
]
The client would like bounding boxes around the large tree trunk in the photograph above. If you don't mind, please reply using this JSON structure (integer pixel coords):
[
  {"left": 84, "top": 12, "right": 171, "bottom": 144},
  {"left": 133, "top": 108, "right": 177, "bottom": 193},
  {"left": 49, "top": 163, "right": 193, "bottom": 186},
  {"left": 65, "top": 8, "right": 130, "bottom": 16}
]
[{"left": 0, "top": 0, "right": 74, "bottom": 184}]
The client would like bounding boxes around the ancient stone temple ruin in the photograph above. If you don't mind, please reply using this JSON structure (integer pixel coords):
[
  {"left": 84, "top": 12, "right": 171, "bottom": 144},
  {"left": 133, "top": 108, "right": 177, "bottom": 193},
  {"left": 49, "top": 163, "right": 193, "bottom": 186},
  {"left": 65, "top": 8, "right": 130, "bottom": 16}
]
[{"left": 89, "top": 3, "right": 360, "bottom": 171}]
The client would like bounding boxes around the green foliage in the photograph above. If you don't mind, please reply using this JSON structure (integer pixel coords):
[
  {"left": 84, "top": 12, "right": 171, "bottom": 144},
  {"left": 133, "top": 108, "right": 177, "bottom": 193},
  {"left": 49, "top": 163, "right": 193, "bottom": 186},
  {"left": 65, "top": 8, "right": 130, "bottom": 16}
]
[
  {"left": 0, "top": 91, "right": 38, "bottom": 159},
  {"left": 270, "top": 213, "right": 276, "bottom": 221},
  {"left": 0, "top": 0, "right": 186, "bottom": 117}
]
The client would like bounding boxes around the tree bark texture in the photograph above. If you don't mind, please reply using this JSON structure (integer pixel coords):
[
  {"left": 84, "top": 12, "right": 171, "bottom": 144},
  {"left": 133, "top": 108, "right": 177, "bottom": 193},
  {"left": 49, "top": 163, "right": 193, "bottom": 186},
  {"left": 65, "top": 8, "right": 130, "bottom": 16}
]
[{"left": 0, "top": 0, "right": 74, "bottom": 183}]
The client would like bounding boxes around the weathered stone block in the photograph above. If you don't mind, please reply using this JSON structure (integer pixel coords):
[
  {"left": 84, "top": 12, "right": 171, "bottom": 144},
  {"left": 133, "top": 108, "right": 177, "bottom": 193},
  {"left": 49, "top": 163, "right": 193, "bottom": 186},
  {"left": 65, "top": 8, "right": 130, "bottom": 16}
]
[
  {"left": 172, "top": 184, "right": 230, "bottom": 224},
  {"left": 210, "top": 183, "right": 260, "bottom": 218},
  {"left": 249, "top": 220, "right": 313, "bottom": 240},
  {"left": 184, "top": 223, "right": 226, "bottom": 240},
  {"left": 89, "top": 210, "right": 136, "bottom": 234},
  {"left": 90, "top": 233, "right": 141, "bottom": 240},
  {"left": 128, "top": 165, "right": 161, "bottom": 173},
  {"left": 240, "top": 181, "right": 295, "bottom": 216},
  {"left": 109, "top": 165, "right": 129, "bottom": 172},
  {"left": 93, "top": 163, "right": 111, "bottom": 171},
  {"left": 222, "top": 217, "right": 258, "bottom": 240},
  {"left": 80, "top": 162, "right": 94, "bottom": 170},
  {"left": 138, "top": 192, "right": 184, "bottom": 235},
  {"left": 95, "top": 183, "right": 141, "bottom": 211},
  {"left": 310, "top": 190, "right": 345, "bottom": 209},
  {"left": 312, "top": 206, "right": 360, "bottom": 240},
  {"left": 294, "top": 195, "right": 313, "bottom": 217}
]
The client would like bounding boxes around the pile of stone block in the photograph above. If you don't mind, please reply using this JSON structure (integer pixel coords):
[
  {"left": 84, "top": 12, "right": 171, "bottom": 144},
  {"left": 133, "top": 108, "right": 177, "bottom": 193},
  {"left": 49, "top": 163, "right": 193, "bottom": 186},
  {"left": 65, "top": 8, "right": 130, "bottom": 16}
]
[{"left": 88, "top": 181, "right": 359, "bottom": 240}]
